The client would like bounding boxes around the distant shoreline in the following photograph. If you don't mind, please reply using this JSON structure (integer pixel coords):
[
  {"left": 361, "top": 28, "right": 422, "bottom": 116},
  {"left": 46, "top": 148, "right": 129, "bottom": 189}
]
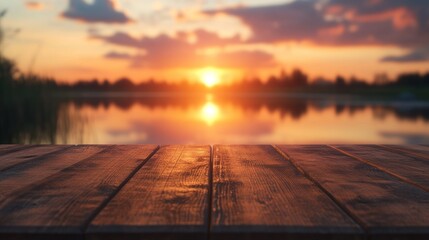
[{"left": 53, "top": 91, "right": 429, "bottom": 107}]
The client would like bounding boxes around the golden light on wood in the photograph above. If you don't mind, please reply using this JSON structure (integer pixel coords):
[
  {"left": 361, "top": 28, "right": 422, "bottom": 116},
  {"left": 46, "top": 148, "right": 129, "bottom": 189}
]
[{"left": 200, "top": 68, "right": 220, "bottom": 88}]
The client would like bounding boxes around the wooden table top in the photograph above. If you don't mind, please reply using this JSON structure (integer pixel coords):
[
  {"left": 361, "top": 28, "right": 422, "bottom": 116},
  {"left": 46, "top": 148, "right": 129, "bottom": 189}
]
[{"left": 0, "top": 144, "right": 429, "bottom": 240}]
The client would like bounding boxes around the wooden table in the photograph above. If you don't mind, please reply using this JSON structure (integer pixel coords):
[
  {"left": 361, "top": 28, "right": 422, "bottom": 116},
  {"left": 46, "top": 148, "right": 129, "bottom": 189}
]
[{"left": 0, "top": 145, "right": 429, "bottom": 240}]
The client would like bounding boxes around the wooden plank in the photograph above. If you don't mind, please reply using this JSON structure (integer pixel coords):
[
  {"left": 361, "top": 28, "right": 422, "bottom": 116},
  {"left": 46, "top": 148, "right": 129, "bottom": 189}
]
[
  {"left": 0, "top": 145, "right": 70, "bottom": 171},
  {"left": 211, "top": 145, "right": 362, "bottom": 240},
  {"left": 0, "top": 145, "right": 30, "bottom": 156},
  {"left": 333, "top": 145, "right": 429, "bottom": 192},
  {"left": 0, "top": 145, "right": 158, "bottom": 240},
  {"left": 0, "top": 145, "right": 16, "bottom": 150},
  {"left": 88, "top": 145, "right": 211, "bottom": 240},
  {"left": 277, "top": 145, "right": 429, "bottom": 239},
  {"left": 381, "top": 145, "right": 429, "bottom": 160},
  {"left": 0, "top": 145, "right": 107, "bottom": 200}
]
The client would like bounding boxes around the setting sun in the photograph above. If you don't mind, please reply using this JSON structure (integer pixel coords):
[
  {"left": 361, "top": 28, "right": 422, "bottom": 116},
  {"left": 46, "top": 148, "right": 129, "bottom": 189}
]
[{"left": 201, "top": 68, "right": 220, "bottom": 88}]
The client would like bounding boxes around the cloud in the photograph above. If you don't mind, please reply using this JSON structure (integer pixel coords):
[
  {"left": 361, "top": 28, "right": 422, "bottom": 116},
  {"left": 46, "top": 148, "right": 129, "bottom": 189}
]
[
  {"left": 209, "top": 1, "right": 334, "bottom": 43},
  {"left": 321, "top": 0, "right": 429, "bottom": 47},
  {"left": 104, "top": 51, "right": 133, "bottom": 60},
  {"left": 93, "top": 30, "right": 276, "bottom": 69},
  {"left": 179, "top": 29, "right": 242, "bottom": 48},
  {"left": 91, "top": 29, "right": 241, "bottom": 49},
  {"left": 62, "top": 0, "right": 133, "bottom": 24},
  {"left": 213, "top": 0, "right": 429, "bottom": 47},
  {"left": 381, "top": 48, "right": 429, "bottom": 62},
  {"left": 93, "top": 33, "right": 199, "bottom": 68},
  {"left": 211, "top": 51, "right": 276, "bottom": 69},
  {"left": 25, "top": 1, "right": 44, "bottom": 10},
  {"left": 210, "top": 0, "right": 429, "bottom": 62}
]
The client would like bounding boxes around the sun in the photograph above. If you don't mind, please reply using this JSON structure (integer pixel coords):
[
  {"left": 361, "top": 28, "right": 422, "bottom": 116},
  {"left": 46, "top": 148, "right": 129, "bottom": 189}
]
[{"left": 200, "top": 68, "right": 220, "bottom": 88}]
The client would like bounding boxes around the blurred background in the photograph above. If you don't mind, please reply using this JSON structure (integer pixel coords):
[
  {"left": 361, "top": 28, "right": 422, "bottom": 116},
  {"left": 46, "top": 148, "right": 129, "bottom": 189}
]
[{"left": 1, "top": 0, "right": 429, "bottom": 144}]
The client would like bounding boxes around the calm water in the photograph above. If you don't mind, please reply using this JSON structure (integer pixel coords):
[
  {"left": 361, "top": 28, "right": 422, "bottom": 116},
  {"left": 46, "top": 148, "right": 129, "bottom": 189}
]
[{"left": 2, "top": 93, "right": 429, "bottom": 144}]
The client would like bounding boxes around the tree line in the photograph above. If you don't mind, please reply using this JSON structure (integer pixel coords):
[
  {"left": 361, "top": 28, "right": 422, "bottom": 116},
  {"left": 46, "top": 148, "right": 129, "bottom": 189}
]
[{"left": 54, "top": 69, "right": 429, "bottom": 94}]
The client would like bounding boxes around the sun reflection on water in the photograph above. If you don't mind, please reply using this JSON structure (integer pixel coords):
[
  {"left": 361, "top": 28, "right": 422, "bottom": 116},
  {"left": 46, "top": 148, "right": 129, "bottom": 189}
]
[{"left": 201, "top": 101, "right": 220, "bottom": 126}]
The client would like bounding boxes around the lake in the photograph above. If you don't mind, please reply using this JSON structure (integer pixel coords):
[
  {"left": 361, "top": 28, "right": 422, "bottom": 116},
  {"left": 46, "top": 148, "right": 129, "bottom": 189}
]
[{"left": 2, "top": 93, "right": 429, "bottom": 144}]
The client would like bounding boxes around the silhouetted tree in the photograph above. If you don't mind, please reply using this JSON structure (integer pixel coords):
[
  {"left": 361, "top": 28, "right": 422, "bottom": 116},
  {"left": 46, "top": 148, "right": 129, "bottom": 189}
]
[
  {"left": 278, "top": 69, "right": 290, "bottom": 86},
  {"left": 114, "top": 77, "right": 134, "bottom": 90},
  {"left": 290, "top": 69, "right": 308, "bottom": 87},
  {"left": 312, "top": 77, "right": 333, "bottom": 87},
  {"left": 335, "top": 76, "right": 347, "bottom": 88},
  {"left": 101, "top": 79, "right": 111, "bottom": 90},
  {"left": 266, "top": 75, "right": 280, "bottom": 90},
  {"left": 0, "top": 10, "right": 5, "bottom": 48},
  {"left": 349, "top": 77, "right": 368, "bottom": 88},
  {"left": 0, "top": 10, "right": 16, "bottom": 97},
  {"left": 423, "top": 73, "right": 429, "bottom": 85},
  {"left": 374, "top": 73, "right": 390, "bottom": 86},
  {"left": 396, "top": 73, "right": 424, "bottom": 87}
]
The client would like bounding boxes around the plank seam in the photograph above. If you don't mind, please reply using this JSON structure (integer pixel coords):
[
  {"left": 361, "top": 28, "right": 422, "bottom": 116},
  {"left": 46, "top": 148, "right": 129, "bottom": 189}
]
[
  {"left": 0, "top": 145, "right": 75, "bottom": 172},
  {"left": 0, "top": 146, "right": 122, "bottom": 208},
  {"left": 207, "top": 145, "right": 213, "bottom": 240},
  {"left": 0, "top": 145, "right": 112, "bottom": 200},
  {"left": 378, "top": 144, "right": 429, "bottom": 161},
  {"left": 328, "top": 145, "right": 429, "bottom": 193},
  {"left": 272, "top": 145, "right": 369, "bottom": 238},
  {"left": 81, "top": 145, "right": 161, "bottom": 238}
]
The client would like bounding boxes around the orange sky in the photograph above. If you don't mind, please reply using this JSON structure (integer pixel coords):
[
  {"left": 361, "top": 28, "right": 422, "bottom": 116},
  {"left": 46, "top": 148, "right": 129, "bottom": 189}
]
[{"left": 3, "top": 0, "right": 429, "bottom": 83}]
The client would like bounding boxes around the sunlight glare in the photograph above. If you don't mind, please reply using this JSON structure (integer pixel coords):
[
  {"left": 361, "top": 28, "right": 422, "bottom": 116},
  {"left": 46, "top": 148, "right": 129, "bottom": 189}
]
[
  {"left": 201, "top": 102, "right": 219, "bottom": 126},
  {"left": 201, "top": 68, "right": 220, "bottom": 88}
]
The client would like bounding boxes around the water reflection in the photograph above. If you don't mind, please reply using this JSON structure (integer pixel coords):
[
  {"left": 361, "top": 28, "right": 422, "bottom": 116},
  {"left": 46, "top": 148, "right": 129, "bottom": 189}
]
[
  {"left": 1, "top": 94, "right": 429, "bottom": 144},
  {"left": 201, "top": 102, "right": 220, "bottom": 126},
  {"left": 0, "top": 96, "right": 86, "bottom": 144}
]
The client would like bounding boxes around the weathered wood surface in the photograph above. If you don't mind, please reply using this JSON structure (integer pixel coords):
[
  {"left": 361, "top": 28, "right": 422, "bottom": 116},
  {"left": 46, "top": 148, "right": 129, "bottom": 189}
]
[
  {"left": 0, "top": 145, "right": 107, "bottom": 200},
  {"left": 333, "top": 145, "right": 429, "bottom": 192},
  {"left": 0, "top": 145, "right": 30, "bottom": 157},
  {"left": 1, "top": 145, "right": 429, "bottom": 240},
  {"left": 0, "top": 145, "right": 70, "bottom": 171},
  {"left": 0, "top": 145, "right": 15, "bottom": 150},
  {"left": 277, "top": 145, "right": 429, "bottom": 239},
  {"left": 88, "top": 145, "right": 211, "bottom": 240},
  {"left": 381, "top": 145, "right": 429, "bottom": 160},
  {"left": 0, "top": 145, "right": 158, "bottom": 239},
  {"left": 211, "top": 145, "right": 361, "bottom": 240}
]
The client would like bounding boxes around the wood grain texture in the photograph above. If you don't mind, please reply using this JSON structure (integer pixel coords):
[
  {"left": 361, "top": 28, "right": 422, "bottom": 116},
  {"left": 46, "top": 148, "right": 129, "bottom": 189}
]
[
  {"left": 0, "top": 145, "right": 18, "bottom": 152},
  {"left": 0, "top": 145, "right": 107, "bottom": 200},
  {"left": 0, "top": 145, "right": 70, "bottom": 171},
  {"left": 0, "top": 145, "right": 16, "bottom": 149},
  {"left": 381, "top": 145, "right": 429, "bottom": 160},
  {"left": 0, "top": 145, "right": 31, "bottom": 156},
  {"left": 333, "top": 145, "right": 429, "bottom": 192},
  {"left": 88, "top": 145, "right": 211, "bottom": 240},
  {"left": 277, "top": 145, "right": 429, "bottom": 239},
  {"left": 0, "top": 145, "right": 158, "bottom": 240},
  {"left": 211, "top": 145, "right": 361, "bottom": 240}
]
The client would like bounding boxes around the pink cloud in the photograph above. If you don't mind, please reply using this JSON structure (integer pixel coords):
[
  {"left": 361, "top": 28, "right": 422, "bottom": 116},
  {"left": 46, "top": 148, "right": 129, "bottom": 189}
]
[
  {"left": 210, "top": 0, "right": 429, "bottom": 63},
  {"left": 96, "top": 30, "right": 276, "bottom": 69},
  {"left": 337, "top": 7, "right": 417, "bottom": 30}
]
